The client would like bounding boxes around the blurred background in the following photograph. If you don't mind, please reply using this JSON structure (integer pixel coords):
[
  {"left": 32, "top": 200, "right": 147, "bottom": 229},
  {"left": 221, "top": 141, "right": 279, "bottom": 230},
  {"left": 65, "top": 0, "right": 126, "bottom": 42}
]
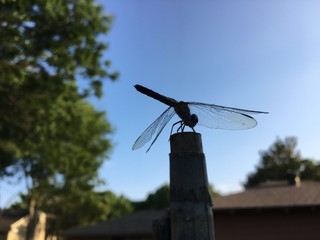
[
  {"left": 1, "top": 0, "right": 320, "bottom": 239},
  {"left": 92, "top": 0, "right": 320, "bottom": 199}
]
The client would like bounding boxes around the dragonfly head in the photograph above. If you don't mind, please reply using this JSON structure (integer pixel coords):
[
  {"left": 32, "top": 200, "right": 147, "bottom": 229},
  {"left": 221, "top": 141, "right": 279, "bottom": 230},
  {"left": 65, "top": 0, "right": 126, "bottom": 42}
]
[{"left": 189, "top": 114, "right": 198, "bottom": 128}]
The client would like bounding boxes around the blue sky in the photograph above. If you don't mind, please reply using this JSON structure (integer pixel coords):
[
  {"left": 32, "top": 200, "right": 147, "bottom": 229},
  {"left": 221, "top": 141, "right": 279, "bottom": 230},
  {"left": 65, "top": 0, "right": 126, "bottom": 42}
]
[
  {"left": 1, "top": 0, "right": 320, "bottom": 207},
  {"left": 93, "top": 0, "right": 320, "bottom": 200}
]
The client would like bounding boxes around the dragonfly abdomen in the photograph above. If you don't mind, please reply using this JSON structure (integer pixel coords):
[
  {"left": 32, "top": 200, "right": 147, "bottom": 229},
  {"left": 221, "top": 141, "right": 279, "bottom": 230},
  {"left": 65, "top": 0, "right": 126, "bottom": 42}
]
[{"left": 135, "top": 85, "right": 177, "bottom": 107}]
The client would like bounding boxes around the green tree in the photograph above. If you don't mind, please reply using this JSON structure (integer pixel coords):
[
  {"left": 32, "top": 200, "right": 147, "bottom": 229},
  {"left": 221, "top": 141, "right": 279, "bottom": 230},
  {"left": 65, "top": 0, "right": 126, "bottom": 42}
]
[
  {"left": 41, "top": 190, "right": 133, "bottom": 235},
  {"left": 0, "top": 0, "right": 117, "bottom": 176},
  {"left": 10, "top": 189, "right": 133, "bottom": 236},
  {"left": 132, "top": 184, "right": 170, "bottom": 211},
  {"left": 97, "top": 191, "right": 133, "bottom": 220},
  {"left": 244, "top": 136, "right": 320, "bottom": 188},
  {"left": 132, "top": 183, "right": 220, "bottom": 211},
  {"left": 208, "top": 184, "right": 221, "bottom": 198},
  {"left": 0, "top": 0, "right": 118, "bottom": 238},
  {"left": 8, "top": 88, "right": 114, "bottom": 237}
]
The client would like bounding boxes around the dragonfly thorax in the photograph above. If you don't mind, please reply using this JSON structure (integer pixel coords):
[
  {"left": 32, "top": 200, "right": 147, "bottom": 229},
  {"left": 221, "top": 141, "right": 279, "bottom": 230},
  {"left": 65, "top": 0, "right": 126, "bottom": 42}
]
[{"left": 174, "top": 101, "right": 198, "bottom": 128}]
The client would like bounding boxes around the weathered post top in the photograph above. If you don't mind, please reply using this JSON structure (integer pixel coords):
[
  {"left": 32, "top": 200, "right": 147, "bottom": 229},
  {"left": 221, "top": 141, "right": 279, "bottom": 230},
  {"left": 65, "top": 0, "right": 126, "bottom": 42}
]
[
  {"left": 169, "top": 131, "right": 215, "bottom": 240},
  {"left": 170, "top": 132, "right": 203, "bottom": 153}
]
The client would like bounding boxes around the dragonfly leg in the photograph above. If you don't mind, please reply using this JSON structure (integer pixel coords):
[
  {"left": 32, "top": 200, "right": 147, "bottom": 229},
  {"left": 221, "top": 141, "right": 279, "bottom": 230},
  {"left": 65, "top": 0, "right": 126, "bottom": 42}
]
[
  {"left": 171, "top": 121, "right": 182, "bottom": 135},
  {"left": 176, "top": 121, "right": 184, "bottom": 132}
]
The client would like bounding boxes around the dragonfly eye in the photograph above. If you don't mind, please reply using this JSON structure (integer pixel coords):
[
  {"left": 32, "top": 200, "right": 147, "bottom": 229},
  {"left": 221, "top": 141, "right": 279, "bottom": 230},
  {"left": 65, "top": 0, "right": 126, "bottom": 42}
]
[{"left": 190, "top": 114, "right": 198, "bottom": 127}]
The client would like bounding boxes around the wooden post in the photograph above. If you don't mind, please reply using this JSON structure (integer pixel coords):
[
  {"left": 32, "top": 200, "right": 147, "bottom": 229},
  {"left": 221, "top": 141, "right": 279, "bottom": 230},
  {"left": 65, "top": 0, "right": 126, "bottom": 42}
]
[
  {"left": 169, "top": 132, "right": 215, "bottom": 240},
  {"left": 153, "top": 215, "right": 171, "bottom": 240}
]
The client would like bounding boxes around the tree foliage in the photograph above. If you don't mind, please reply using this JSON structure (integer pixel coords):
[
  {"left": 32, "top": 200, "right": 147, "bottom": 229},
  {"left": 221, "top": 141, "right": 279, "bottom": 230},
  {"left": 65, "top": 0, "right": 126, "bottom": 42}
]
[
  {"left": 3, "top": 84, "right": 116, "bottom": 236},
  {"left": 0, "top": 0, "right": 119, "bottom": 237},
  {"left": 0, "top": 0, "right": 115, "bottom": 174},
  {"left": 244, "top": 136, "right": 320, "bottom": 188},
  {"left": 0, "top": 0, "right": 118, "bottom": 175},
  {"left": 10, "top": 190, "right": 133, "bottom": 234},
  {"left": 43, "top": 190, "right": 133, "bottom": 233},
  {"left": 132, "top": 183, "right": 220, "bottom": 211},
  {"left": 133, "top": 184, "right": 170, "bottom": 211},
  {"left": 0, "top": 0, "right": 117, "bottom": 93}
]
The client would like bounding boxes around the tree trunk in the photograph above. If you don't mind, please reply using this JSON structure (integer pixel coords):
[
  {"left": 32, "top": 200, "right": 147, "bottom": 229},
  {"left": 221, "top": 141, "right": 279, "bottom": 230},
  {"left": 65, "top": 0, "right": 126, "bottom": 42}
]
[{"left": 26, "top": 197, "right": 39, "bottom": 240}]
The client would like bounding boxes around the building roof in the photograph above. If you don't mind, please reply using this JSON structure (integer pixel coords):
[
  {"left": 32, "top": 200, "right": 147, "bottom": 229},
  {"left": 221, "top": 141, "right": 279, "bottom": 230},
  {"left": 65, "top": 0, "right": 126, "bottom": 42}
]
[
  {"left": 0, "top": 209, "right": 29, "bottom": 232},
  {"left": 65, "top": 180, "right": 320, "bottom": 237},
  {"left": 213, "top": 180, "right": 320, "bottom": 210},
  {"left": 65, "top": 210, "right": 165, "bottom": 237}
]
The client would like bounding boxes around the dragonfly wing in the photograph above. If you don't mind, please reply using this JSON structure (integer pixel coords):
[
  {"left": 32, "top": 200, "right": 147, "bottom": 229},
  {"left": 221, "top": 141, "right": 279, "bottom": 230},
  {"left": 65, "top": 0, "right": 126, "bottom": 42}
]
[
  {"left": 132, "top": 107, "right": 175, "bottom": 151},
  {"left": 188, "top": 102, "right": 268, "bottom": 130}
]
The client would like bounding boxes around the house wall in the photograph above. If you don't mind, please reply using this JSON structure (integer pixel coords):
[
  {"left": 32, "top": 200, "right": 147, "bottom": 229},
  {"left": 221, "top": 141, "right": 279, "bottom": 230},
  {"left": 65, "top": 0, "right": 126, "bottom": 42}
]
[
  {"left": 6, "top": 212, "right": 46, "bottom": 240},
  {"left": 64, "top": 208, "right": 320, "bottom": 240},
  {"left": 214, "top": 208, "right": 320, "bottom": 240}
]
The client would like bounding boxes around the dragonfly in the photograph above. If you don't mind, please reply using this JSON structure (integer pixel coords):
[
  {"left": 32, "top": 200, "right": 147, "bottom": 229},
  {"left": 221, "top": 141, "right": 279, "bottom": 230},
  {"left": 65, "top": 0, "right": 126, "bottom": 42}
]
[{"left": 132, "top": 84, "right": 268, "bottom": 152}]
